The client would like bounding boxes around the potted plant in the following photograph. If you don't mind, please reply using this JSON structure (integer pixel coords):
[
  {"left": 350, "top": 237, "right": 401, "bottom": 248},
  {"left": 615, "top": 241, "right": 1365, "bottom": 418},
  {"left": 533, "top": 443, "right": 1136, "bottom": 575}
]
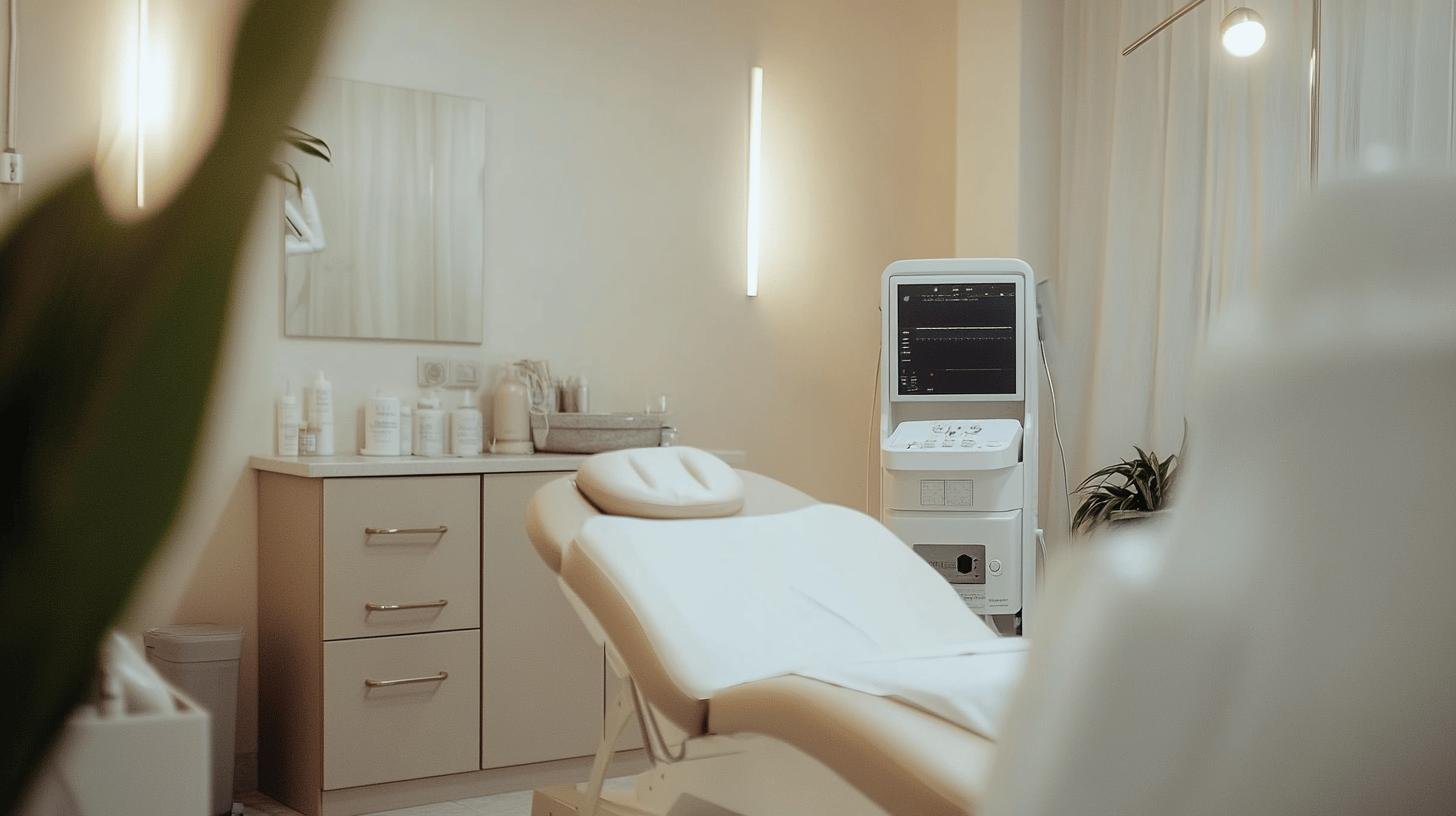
[{"left": 1072, "top": 428, "right": 1186, "bottom": 535}]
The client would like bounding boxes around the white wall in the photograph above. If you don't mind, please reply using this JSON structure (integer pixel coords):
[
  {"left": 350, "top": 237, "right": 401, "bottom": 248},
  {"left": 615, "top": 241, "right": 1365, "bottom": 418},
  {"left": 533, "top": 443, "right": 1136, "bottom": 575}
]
[{"left": 99, "top": 0, "right": 959, "bottom": 761}]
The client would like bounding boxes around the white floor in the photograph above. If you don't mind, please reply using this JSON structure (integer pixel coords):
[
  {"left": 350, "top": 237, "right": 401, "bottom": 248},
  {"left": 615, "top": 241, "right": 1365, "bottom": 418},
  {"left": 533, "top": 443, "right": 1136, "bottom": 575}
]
[{"left": 241, "top": 778, "right": 634, "bottom": 816}]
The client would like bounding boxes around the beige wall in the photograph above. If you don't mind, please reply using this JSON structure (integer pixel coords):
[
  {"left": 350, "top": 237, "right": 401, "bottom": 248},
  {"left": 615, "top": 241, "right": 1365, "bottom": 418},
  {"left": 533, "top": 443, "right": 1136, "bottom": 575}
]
[
  {"left": 955, "top": 0, "right": 1066, "bottom": 550},
  {"left": 956, "top": 0, "right": 1022, "bottom": 256},
  {"left": 1, "top": 0, "right": 960, "bottom": 760}
]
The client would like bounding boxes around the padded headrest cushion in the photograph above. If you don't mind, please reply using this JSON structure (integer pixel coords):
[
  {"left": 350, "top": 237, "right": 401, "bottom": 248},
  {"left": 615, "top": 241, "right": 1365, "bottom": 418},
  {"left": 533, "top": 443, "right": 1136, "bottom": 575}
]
[{"left": 576, "top": 447, "right": 745, "bottom": 519}]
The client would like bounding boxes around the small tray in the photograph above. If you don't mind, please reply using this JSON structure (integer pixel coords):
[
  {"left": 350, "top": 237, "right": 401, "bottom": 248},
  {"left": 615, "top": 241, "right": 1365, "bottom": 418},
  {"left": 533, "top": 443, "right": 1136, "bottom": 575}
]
[{"left": 529, "top": 412, "right": 666, "bottom": 454}]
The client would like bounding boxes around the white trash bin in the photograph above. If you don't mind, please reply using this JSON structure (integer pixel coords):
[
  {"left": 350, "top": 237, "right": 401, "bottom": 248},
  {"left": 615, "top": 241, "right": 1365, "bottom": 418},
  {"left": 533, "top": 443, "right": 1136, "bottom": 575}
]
[{"left": 145, "top": 624, "right": 243, "bottom": 816}]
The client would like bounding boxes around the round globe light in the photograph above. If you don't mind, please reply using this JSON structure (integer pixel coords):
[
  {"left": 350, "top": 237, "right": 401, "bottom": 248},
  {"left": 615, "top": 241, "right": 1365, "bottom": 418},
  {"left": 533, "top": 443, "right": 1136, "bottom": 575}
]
[{"left": 1221, "top": 7, "right": 1266, "bottom": 57}]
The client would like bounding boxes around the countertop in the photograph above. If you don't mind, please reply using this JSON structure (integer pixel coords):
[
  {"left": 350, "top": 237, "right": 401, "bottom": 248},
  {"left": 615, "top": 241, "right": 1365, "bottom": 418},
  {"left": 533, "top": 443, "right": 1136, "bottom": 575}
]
[{"left": 250, "top": 449, "right": 747, "bottom": 478}]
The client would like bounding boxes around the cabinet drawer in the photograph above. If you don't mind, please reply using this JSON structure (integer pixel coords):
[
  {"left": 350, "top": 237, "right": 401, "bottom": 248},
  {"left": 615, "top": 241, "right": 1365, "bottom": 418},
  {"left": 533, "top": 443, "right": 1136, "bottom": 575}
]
[
  {"left": 323, "top": 476, "right": 480, "bottom": 640},
  {"left": 322, "top": 630, "right": 480, "bottom": 790}
]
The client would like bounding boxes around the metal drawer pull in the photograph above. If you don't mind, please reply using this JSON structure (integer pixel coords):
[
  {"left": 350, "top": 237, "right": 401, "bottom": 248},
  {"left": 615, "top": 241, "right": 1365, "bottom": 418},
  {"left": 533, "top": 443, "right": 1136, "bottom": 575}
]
[
  {"left": 364, "top": 671, "right": 449, "bottom": 688},
  {"left": 364, "top": 599, "right": 449, "bottom": 612},
  {"left": 364, "top": 525, "right": 448, "bottom": 536}
]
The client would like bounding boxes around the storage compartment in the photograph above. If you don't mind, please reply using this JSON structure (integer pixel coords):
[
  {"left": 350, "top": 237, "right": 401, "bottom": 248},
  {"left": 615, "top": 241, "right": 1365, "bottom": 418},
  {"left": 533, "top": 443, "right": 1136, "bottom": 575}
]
[
  {"left": 529, "top": 412, "right": 664, "bottom": 453},
  {"left": 480, "top": 473, "right": 604, "bottom": 768},
  {"left": 322, "top": 476, "right": 480, "bottom": 640},
  {"left": 323, "top": 630, "right": 480, "bottom": 790}
]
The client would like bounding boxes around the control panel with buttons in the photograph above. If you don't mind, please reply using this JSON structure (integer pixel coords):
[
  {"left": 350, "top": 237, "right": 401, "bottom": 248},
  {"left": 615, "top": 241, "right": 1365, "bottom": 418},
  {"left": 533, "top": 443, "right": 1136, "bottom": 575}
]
[
  {"left": 882, "top": 418, "right": 1022, "bottom": 471},
  {"left": 897, "top": 510, "right": 1022, "bottom": 614}
]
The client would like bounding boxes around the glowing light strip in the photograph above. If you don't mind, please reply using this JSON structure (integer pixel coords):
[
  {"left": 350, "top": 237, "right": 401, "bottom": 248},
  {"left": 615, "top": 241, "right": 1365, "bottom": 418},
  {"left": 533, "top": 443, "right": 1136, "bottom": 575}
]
[
  {"left": 135, "top": 0, "right": 147, "bottom": 208},
  {"left": 746, "top": 66, "right": 763, "bottom": 297}
]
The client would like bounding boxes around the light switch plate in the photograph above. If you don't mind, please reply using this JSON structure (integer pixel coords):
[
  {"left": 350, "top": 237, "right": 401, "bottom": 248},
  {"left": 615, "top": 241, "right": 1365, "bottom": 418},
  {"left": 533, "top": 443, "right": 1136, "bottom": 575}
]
[
  {"left": 417, "top": 356, "right": 449, "bottom": 388},
  {"left": 448, "top": 359, "right": 482, "bottom": 389}
]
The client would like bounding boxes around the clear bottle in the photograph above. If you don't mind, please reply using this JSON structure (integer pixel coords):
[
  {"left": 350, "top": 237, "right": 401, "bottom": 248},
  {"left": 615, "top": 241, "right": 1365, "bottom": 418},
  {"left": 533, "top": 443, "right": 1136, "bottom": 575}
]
[{"left": 298, "top": 422, "right": 319, "bottom": 456}]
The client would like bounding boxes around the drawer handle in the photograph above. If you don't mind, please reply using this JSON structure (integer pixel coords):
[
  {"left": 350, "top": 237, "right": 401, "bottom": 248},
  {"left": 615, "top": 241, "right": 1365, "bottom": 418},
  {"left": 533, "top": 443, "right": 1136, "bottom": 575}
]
[
  {"left": 364, "top": 599, "right": 449, "bottom": 612},
  {"left": 364, "top": 525, "right": 449, "bottom": 536},
  {"left": 364, "top": 671, "right": 449, "bottom": 688}
]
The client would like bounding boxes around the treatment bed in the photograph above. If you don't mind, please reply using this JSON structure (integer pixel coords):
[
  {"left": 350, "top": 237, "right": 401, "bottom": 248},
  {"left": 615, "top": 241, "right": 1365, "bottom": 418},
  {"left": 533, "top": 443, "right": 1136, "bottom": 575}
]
[{"left": 524, "top": 446, "right": 1027, "bottom": 816}]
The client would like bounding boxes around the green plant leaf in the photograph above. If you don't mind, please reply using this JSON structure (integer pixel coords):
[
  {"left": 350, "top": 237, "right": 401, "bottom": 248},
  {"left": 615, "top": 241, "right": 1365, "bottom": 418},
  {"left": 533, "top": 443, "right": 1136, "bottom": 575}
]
[
  {"left": 1077, "top": 461, "right": 1135, "bottom": 491},
  {"left": 284, "top": 125, "right": 332, "bottom": 162},
  {"left": 0, "top": 1, "right": 335, "bottom": 807},
  {"left": 270, "top": 160, "right": 303, "bottom": 194},
  {"left": 1131, "top": 469, "right": 1153, "bottom": 510}
]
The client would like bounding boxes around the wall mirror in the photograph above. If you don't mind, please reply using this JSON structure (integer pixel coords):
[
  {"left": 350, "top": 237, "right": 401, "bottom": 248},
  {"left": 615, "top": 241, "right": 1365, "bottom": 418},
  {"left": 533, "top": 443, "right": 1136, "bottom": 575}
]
[{"left": 284, "top": 76, "right": 485, "bottom": 343}]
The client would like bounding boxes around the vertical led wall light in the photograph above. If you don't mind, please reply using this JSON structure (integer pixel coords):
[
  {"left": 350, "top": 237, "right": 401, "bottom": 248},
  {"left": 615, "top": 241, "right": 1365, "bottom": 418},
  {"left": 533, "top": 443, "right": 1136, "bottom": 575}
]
[
  {"left": 746, "top": 65, "right": 763, "bottom": 298},
  {"left": 135, "top": 0, "right": 148, "bottom": 208}
]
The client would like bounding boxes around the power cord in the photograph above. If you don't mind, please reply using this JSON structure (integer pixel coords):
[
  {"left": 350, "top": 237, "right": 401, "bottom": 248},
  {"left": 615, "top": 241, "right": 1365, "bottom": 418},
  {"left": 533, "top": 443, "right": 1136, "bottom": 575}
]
[
  {"left": 865, "top": 340, "right": 881, "bottom": 516},
  {"left": 1039, "top": 338, "right": 1074, "bottom": 543}
]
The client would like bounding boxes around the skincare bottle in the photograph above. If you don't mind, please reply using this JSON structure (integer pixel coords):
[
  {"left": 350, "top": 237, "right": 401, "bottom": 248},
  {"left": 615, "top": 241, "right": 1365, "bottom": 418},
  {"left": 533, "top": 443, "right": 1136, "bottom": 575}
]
[
  {"left": 415, "top": 392, "right": 446, "bottom": 457},
  {"left": 299, "top": 422, "right": 319, "bottom": 455},
  {"left": 450, "top": 389, "right": 484, "bottom": 457},
  {"left": 556, "top": 378, "right": 573, "bottom": 412},
  {"left": 276, "top": 380, "right": 301, "bottom": 456},
  {"left": 490, "top": 366, "right": 534, "bottom": 454},
  {"left": 363, "top": 388, "right": 401, "bottom": 456},
  {"left": 573, "top": 376, "right": 590, "bottom": 414},
  {"left": 398, "top": 403, "right": 413, "bottom": 456},
  {"left": 308, "top": 370, "right": 335, "bottom": 455}
]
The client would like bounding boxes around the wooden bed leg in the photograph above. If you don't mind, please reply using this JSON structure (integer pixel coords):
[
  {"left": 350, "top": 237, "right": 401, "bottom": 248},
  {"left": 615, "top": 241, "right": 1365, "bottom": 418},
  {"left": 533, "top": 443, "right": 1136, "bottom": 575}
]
[{"left": 578, "top": 682, "right": 636, "bottom": 816}]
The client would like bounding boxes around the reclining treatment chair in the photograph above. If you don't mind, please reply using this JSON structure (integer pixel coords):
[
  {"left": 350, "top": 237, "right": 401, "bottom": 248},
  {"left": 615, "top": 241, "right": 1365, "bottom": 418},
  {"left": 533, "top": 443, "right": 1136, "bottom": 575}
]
[{"left": 524, "top": 446, "right": 1027, "bottom": 816}]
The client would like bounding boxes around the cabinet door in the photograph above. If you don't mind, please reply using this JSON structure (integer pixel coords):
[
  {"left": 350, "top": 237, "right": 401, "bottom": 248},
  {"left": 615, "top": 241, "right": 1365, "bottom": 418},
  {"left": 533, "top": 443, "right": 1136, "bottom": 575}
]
[{"left": 481, "top": 472, "right": 604, "bottom": 768}]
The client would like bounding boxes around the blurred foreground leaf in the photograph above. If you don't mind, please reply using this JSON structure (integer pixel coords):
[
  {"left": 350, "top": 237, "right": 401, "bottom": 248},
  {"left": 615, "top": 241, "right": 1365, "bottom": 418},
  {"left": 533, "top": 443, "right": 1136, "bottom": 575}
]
[{"left": 0, "top": 1, "right": 334, "bottom": 807}]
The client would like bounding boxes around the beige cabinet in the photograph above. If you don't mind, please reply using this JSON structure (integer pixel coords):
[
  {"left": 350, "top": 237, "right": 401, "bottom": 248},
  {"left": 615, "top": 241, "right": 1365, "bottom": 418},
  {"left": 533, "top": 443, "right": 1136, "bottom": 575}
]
[
  {"left": 258, "top": 473, "right": 483, "bottom": 815},
  {"left": 257, "top": 464, "right": 633, "bottom": 816},
  {"left": 480, "top": 473, "right": 605, "bottom": 768}
]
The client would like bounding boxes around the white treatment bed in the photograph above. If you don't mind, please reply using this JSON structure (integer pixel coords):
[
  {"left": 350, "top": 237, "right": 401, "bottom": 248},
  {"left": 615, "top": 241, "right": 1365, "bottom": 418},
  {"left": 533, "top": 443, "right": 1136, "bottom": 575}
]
[{"left": 524, "top": 446, "right": 1027, "bottom": 816}]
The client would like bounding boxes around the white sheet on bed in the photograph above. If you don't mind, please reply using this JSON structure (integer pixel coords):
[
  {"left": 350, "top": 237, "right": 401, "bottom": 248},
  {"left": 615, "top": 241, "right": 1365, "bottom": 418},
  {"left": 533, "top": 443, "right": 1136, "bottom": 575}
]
[
  {"left": 797, "top": 638, "right": 1030, "bottom": 739},
  {"left": 571, "top": 504, "right": 999, "bottom": 699},
  {"left": 569, "top": 503, "right": 1022, "bottom": 734}
]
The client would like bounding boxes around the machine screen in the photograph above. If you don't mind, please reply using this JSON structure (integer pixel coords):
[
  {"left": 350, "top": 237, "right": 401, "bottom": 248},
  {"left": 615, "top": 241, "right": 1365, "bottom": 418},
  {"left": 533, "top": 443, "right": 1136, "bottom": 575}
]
[{"left": 897, "top": 282, "right": 1017, "bottom": 395}]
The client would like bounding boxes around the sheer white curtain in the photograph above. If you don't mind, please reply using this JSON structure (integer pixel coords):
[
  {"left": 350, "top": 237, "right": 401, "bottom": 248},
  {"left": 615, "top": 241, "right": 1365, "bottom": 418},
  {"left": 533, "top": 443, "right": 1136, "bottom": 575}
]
[
  {"left": 1056, "top": 0, "right": 1456, "bottom": 486},
  {"left": 1321, "top": 0, "right": 1456, "bottom": 176},
  {"left": 1055, "top": 0, "right": 1313, "bottom": 484}
]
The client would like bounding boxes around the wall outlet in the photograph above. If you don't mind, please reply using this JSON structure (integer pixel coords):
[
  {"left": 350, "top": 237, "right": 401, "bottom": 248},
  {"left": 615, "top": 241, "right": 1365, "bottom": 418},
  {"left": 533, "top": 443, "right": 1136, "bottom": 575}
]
[
  {"left": 417, "top": 356, "right": 449, "bottom": 389},
  {"left": 1, "top": 151, "right": 24, "bottom": 185},
  {"left": 448, "top": 359, "right": 482, "bottom": 389}
]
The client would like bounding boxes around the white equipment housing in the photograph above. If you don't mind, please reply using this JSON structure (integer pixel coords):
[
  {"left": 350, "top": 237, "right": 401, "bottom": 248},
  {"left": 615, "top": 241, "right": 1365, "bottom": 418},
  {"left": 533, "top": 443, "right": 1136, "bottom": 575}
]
[{"left": 879, "top": 258, "right": 1040, "bottom": 632}]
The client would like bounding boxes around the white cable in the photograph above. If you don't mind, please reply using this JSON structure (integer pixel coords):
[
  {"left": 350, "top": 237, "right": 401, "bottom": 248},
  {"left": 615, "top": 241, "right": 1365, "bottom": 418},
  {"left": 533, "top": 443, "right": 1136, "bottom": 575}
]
[
  {"left": 1040, "top": 338, "right": 1074, "bottom": 542},
  {"left": 865, "top": 338, "right": 881, "bottom": 515},
  {"left": 6, "top": 0, "right": 17, "bottom": 150}
]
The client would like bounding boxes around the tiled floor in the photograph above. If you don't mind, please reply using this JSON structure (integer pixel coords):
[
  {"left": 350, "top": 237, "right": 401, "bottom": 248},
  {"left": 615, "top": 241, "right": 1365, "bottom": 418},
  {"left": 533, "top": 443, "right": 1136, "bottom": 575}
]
[{"left": 240, "top": 778, "right": 633, "bottom": 816}]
